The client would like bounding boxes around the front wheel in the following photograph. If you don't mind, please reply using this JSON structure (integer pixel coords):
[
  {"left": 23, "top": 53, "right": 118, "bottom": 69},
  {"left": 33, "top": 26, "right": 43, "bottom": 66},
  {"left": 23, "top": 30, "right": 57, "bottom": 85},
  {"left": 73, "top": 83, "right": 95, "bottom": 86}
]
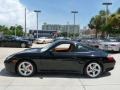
[
  {"left": 17, "top": 61, "right": 36, "bottom": 77},
  {"left": 85, "top": 62, "right": 102, "bottom": 78}
]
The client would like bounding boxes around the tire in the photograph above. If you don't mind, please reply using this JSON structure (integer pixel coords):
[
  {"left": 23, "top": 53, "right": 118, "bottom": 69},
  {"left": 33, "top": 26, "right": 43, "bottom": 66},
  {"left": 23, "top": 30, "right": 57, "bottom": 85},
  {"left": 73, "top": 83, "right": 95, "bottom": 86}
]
[
  {"left": 84, "top": 62, "right": 102, "bottom": 78},
  {"left": 21, "top": 43, "right": 26, "bottom": 48},
  {"left": 17, "top": 61, "right": 36, "bottom": 77}
]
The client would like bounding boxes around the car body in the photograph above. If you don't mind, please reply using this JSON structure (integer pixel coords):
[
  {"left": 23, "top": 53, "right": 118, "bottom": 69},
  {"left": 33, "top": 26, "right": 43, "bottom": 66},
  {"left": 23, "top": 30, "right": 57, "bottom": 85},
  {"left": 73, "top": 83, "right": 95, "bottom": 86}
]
[
  {"left": 0, "top": 36, "right": 32, "bottom": 48},
  {"left": 99, "top": 41, "right": 120, "bottom": 52},
  {"left": 35, "top": 37, "right": 53, "bottom": 44},
  {"left": 4, "top": 40, "right": 115, "bottom": 78}
]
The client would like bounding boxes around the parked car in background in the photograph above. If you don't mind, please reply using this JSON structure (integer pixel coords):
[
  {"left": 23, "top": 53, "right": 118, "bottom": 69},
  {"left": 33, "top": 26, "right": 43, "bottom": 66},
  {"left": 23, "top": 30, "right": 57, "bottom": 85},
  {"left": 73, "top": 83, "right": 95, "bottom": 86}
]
[
  {"left": 35, "top": 37, "right": 53, "bottom": 44},
  {"left": 80, "top": 38, "right": 104, "bottom": 48},
  {"left": 52, "top": 37, "right": 71, "bottom": 42},
  {"left": 4, "top": 40, "right": 115, "bottom": 78},
  {"left": 72, "top": 38, "right": 81, "bottom": 42},
  {"left": 99, "top": 39, "right": 120, "bottom": 52},
  {"left": 0, "top": 36, "right": 32, "bottom": 48},
  {"left": 88, "top": 39, "right": 104, "bottom": 48},
  {"left": 22, "top": 36, "right": 35, "bottom": 43}
]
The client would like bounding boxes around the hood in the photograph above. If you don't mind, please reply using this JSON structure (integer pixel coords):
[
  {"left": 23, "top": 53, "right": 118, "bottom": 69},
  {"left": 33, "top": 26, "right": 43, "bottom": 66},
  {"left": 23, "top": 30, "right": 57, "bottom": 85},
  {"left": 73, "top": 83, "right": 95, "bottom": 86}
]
[{"left": 19, "top": 48, "right": 42, "bottom": 53}]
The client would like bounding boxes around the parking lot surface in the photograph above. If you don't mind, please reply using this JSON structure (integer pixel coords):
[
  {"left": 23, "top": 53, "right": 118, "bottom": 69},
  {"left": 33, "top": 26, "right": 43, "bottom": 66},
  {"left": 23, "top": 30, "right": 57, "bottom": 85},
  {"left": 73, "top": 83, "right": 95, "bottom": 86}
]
[{"left": 0, "top": 44, "right": 120, "bottom": 90}]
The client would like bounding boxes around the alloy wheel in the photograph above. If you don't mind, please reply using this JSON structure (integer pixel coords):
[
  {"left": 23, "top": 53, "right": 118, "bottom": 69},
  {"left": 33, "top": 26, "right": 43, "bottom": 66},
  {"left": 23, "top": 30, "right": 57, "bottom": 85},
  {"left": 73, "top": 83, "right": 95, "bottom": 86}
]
[
  {"left": 18, "top": 61, "right": 34, "bottom": 77},
  {"left": 86, "top": 62, "right": 102, "bottom": 78}
]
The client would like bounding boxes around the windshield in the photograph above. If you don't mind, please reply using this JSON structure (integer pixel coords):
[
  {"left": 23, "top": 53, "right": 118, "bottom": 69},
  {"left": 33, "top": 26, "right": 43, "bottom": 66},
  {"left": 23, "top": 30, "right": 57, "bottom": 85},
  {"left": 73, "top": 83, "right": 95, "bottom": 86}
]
[
  {"left": 41, "top": 42, "right": 56, "bottom": 52},
  {"left": 41, "top": 43, "right": 52, "bottom": 52}
]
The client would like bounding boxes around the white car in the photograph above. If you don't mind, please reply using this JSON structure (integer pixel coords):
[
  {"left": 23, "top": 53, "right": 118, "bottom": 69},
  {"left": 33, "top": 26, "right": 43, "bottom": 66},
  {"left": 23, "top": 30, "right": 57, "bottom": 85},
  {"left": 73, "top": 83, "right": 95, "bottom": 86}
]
[
  {"left": 35, "top": 37, "right": 53, "bottom": 44},
  {"left": 99, "top": 41, "right": 120, "bottom": 51}
]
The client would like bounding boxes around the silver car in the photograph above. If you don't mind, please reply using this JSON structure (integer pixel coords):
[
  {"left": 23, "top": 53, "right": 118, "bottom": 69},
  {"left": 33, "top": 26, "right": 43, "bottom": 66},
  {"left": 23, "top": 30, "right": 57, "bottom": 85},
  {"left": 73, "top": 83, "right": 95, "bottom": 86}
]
[{"left": 99, "top": 39, "right": 120, "bottom": 51}]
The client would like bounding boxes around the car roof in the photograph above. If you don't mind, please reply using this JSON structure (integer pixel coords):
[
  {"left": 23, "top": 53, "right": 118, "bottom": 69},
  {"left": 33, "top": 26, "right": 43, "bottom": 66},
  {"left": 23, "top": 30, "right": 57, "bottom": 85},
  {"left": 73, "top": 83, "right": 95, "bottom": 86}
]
[
  {"left": 54, "top": 40, "right": 76, "bottom": 43},
  {"left": 54, "top": 40, "right": 78, "bottom": 46}
]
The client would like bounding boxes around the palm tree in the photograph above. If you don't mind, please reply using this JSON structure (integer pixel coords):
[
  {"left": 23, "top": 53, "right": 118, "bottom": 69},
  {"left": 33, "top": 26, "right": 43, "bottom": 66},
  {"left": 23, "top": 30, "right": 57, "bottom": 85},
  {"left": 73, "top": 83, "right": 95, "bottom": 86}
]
[{"left": 88, "top": 10, "right": 106, "bottom": 38}]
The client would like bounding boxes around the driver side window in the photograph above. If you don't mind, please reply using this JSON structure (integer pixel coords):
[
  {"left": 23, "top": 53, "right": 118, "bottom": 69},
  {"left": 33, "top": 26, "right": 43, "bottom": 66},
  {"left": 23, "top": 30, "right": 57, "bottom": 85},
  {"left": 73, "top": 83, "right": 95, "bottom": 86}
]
[{"left": 53, "top": 43, "right": 74, "bottom": 52}]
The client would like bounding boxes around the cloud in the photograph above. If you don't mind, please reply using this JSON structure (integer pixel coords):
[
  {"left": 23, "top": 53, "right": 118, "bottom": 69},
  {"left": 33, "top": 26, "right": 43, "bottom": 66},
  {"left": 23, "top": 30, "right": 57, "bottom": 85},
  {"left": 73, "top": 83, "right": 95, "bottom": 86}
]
[{"left": 0, "top": 0, "right": 36, "bottom": 32}]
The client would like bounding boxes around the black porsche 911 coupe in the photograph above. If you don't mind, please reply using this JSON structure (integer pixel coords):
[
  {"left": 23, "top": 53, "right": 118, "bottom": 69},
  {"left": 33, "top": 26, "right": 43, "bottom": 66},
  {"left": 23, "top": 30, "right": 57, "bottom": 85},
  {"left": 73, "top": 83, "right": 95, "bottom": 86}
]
[{"left": 4, "top": 40, "right": 115, "bottom": 78}]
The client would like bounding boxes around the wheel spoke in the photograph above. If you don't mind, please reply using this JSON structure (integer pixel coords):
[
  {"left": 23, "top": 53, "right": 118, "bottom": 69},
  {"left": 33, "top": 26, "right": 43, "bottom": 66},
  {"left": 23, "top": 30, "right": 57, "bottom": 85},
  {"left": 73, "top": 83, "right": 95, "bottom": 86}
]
[
  {"left": 93, "top": 64, "right": 97, "bottom": 68},
  {"left": 89, "top": 65, "right": 93, "bottom": 70},
  {"left": 92, "top": 71, "right": 96, "bottom": 76},
  {"left": 95, "top": 68, "right": 100, "bottom": 72},
  {"left": 24, "top": 71, "right": 28, "bottom": 75},
  {"left": 88, "top": 70, "right": 92, "bottom": 73},
  {"left": 22, "top": 63, "right": 26, "bottom": 68},
  {"left": 20, "top": 68, "right": 25, "bottom": 71},
  {"left": 26, "top": 64, "right": 31, "bottom": 69}
]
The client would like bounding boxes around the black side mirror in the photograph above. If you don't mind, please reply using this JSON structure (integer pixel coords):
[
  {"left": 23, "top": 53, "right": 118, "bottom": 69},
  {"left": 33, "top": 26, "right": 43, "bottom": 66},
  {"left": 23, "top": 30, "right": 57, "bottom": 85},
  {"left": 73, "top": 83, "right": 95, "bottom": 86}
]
[{"left": 49, "top": 50, "right": 54, "bottom": 55}]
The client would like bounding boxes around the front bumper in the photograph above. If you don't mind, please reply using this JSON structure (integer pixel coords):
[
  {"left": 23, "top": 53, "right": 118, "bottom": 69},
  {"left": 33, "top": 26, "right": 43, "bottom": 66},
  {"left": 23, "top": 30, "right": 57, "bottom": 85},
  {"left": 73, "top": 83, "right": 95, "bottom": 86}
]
[{"left": 4, "top": 60, "right": 16, "bottom": 73}]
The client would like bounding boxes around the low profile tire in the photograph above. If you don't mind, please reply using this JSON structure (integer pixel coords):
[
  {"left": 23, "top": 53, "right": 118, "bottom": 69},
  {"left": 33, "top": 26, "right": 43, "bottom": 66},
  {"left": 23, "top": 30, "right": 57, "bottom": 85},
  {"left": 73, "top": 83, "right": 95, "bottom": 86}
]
[
  {"left": 84, "top": 62, "right": 102, "bottom": 78},
  {"left": 17, "top": 61, "right": 36, "bottom": 77},
  {"left": 21, "top": 43, "right": 26, "bottom": 48}
]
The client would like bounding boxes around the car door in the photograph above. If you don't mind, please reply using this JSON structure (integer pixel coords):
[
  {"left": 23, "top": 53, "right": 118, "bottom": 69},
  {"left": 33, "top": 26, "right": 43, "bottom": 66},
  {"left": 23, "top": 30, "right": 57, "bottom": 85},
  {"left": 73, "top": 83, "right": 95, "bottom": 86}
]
[
  {"left": 39, "top": 43, "right": 81, "bottom": 71},
  {"left": 73, "top": 44, "right": 92, "bottom": 64}
]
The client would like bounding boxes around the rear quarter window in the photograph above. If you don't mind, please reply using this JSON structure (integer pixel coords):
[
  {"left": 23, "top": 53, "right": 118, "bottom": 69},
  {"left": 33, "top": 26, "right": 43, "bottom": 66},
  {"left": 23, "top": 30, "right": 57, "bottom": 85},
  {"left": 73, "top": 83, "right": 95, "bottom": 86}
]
[{"left": 76, "top": 45, "right": 89, "bottom": 52}]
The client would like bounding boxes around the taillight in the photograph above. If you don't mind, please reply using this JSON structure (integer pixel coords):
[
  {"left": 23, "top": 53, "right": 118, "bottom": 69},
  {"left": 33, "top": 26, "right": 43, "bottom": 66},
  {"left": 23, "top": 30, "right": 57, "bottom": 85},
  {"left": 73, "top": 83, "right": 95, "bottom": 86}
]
[{"left": 107, "top": 56, "right": 114, "bottom": 62}]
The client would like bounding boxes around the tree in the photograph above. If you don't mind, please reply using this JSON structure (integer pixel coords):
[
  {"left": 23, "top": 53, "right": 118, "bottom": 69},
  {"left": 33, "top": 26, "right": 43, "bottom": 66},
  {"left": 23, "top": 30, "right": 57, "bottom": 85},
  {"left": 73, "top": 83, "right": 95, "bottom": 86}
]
[
  {"left": 10, "top": 26, "right": 16, "bottom": 35},
  {"left": 0, "top": 25, "right": 9, "bottom": 35},
  {"left": 117, "top": 8, "right": 120, "bottom": 14},
  {"left": 16, "top": 25, "right": 24, "bottom": 36},
  {"left": 107, "top": 13, "right": 120, "bottom": 34},
  {"left": 88, "top": 10, "right": 106, "bottom": 38},
  {"left": 0, "top": 25, "right": 24, "bottom": 36}
]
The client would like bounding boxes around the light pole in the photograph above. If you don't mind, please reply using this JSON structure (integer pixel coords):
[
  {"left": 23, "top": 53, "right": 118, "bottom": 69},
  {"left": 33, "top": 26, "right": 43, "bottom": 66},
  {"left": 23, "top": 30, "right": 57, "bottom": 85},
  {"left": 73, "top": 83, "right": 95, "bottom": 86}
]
[
  {"left": 15, "top": 24, "right": 17, "bottom": 36},
  {"left": 25, "top": 8, "right": 27, "bottom": 37},
  {"left": 102, "top": 2, "right": 112, "bottom": 38},
  {"left": 34, "top": 10, "right": 41, "bottom": 38},
  {"left": 71, "top": 11, "right": 78, "bottom": 39},
  {"left": 67, "top": 22, "right": 69, "bottom": 37},
  {"left": 102, "top": 2, "right": 112, "bottom": 24}
]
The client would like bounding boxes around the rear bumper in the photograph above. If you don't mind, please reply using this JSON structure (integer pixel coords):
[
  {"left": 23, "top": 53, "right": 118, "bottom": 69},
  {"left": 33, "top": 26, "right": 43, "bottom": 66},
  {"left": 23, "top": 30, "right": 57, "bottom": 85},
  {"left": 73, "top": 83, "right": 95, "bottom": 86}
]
[{"left": 103, "top": 61, "right": 116, "bottom": 72}]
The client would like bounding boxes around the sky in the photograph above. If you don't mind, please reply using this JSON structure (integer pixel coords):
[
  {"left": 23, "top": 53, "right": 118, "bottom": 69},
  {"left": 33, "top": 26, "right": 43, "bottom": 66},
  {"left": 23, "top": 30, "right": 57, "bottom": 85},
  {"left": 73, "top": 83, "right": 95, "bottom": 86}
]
[{"left": 0, "top": 0, "right": 120, "bottom": 31}]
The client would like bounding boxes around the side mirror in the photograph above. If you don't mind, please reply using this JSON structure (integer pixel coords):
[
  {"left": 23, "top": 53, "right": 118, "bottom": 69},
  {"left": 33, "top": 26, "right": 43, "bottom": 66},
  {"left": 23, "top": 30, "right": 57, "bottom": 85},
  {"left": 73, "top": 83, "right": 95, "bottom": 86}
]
[{"left": 49, "top": 50, "right": 54, "bottom": 55}]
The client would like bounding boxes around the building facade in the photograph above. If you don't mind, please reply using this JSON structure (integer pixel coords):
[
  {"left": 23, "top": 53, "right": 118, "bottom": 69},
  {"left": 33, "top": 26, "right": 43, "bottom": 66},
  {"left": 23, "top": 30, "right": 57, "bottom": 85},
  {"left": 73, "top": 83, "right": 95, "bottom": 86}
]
[{"left": 42, "top": 23, "right": 80, "bottom": 34}]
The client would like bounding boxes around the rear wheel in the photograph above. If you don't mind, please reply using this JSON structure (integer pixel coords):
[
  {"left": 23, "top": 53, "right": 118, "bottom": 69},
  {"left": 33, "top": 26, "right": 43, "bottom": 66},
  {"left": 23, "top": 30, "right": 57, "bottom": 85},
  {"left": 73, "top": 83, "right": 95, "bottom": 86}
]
[
  {"left": 85, "top": 62, "right": 102, "bottom": 78},
  {"left": 17, "top": 61, "right": 36, "bottom": 77}
]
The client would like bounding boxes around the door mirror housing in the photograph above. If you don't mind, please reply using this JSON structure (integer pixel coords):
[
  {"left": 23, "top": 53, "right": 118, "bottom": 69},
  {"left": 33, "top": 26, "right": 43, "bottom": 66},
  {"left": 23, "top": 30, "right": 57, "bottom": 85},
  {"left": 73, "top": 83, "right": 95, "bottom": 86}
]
[{"left": 49, "top": 49, "right": 54, "bottom": 55}]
